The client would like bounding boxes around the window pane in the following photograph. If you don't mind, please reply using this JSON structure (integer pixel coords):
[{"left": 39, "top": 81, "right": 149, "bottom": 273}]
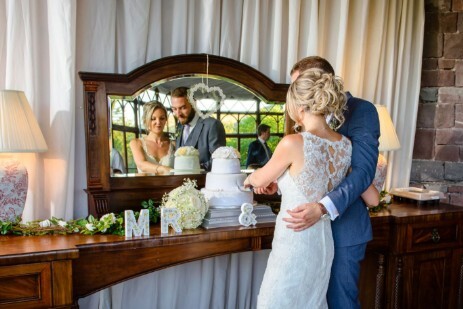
[
  {"left": 124, "top": 101, "right": 136, "bottom": 128},
  {"left": 111, "top": 100, "right": 124, "bottom": 126},
  {"left": 221, "top": 114, "right": 239, "bottom": 134},
  {"left": 126, "top": 132, "right": 136, "bottom": 173},
  {"left": 239, "top": 115, "right": 257, "bottom": 134},
  {"left": 112, "top": 131, "right": 125, "bottom": 156}
]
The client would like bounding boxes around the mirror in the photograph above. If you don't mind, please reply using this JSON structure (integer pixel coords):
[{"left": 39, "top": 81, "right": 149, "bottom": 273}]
[
  {"left": 109, "top": 75, "right": 287, "bottom": 177},
  {"left": 79, "top": 54, "right": 290, "bottom": 217}
]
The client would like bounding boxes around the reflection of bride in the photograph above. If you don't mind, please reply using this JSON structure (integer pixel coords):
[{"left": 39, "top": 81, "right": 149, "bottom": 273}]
[{"left": 130, "top": 101, "right": 174, "bottom": 175}]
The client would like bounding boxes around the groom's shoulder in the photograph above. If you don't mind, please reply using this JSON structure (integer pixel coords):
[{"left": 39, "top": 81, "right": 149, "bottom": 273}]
[
  {"left": 202, "top": 116, "right": 222, "bottom": 126},
  {"left": 346, "top": 92, "right": 376, "bottom": 113}
]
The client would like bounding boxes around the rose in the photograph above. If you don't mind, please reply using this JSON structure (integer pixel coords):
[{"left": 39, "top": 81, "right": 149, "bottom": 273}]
[
  {"left": 175, "top": 146, "right": 199, "bottom": 157},
  {"left": 212, "top": 146, "right": 240, "bottom": 159}
]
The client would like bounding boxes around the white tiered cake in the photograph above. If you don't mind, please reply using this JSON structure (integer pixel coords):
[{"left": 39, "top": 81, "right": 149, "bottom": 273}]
[
  {"left": 201, "top": 147, "right": 253, "bottom": 208},
  {"left": 173, "top": 146, "right": 202, "bottom": 175}
]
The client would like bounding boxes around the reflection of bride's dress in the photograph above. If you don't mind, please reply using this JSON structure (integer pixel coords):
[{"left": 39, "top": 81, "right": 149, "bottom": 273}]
[
  {"left": 138, "top": 135, "right": 174, "bottom": 172},
  {"left": 257, "top": 132, "right": 351, "bottom": 309}
]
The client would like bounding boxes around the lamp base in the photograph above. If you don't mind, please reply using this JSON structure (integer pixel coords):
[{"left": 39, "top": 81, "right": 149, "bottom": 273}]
[
  {"left": 0, "top": 158, "right": 28, "bottom": 222},
  {"left": 372, "top": 154, "right": 388, "bottom": 192}
]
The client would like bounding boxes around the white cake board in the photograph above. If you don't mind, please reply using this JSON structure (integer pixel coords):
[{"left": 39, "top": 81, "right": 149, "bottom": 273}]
[
  {"left": 202, "top": 204, "right": 276, "bottom": 229},
  {"left": 171, "top": 169, "right": 204, "bottom": 175}
]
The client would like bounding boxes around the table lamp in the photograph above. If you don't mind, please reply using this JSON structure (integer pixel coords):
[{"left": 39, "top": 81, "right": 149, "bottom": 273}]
[
  {"left": 0, "top": 90, "right": 48, "bottom": 222},
  {"left": 372, "top": 104, "right": 401, "bottom": 191}
]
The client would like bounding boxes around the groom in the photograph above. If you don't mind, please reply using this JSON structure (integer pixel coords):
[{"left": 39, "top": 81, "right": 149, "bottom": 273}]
[
  {"left": 171, "top": 87, "right": 226, "bottom": 171},
  {"left": 258, "top": 56, "right": 380, "bottom": 308}
]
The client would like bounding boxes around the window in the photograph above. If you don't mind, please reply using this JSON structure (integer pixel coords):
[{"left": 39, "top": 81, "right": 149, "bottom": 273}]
[{"left": 110, "top": 78, "right": 285, "bottom": 173}]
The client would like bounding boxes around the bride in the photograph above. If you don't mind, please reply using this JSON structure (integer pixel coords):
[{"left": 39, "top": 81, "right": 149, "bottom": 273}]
[
  {"left": 244, "top": 69, "right": 351, "bottom": 308},
  {"left": 130, "top": 101, "right": 174, "bottom": 175}
]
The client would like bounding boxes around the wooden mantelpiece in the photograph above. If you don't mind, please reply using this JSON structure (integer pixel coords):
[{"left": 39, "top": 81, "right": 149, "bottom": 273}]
[{"left": 1, "top": 202, "right": 463, "bottom": 308}]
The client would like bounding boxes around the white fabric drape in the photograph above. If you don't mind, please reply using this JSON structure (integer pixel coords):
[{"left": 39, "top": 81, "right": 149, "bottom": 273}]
[
  {"left": 1, "top": 0, "right": 75, "bottom": 220},
  {"left": 1, "top": 0, "right": 424, "bottom": 308},
  {"left": 78, "top": 251, "right": 270, "bottom": 309}
]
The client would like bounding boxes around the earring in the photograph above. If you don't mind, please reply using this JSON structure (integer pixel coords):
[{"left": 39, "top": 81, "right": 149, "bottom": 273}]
[{"left": 293, "top": 124, "right": 301, "bottom": 133}]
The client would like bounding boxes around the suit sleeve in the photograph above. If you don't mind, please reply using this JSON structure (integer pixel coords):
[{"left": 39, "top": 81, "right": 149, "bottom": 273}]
[
  {"left": 203, "top": 119, "right": 226, "bottom": 170},
  {"left": 326, "top": 101, "right": 380, "bottom": 217}
]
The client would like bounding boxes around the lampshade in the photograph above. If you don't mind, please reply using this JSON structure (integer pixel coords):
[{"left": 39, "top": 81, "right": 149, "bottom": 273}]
[
  {"left": 0, "top": 90, "right": 48, "bottom": 152},
  {"left": 375, "top": 105, "right": 400, "bottom": 152}
]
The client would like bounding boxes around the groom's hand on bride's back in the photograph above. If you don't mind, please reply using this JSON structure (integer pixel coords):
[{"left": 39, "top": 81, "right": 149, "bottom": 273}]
[{"left": 284, "top": 203, "right": 323, "bottom": 232}]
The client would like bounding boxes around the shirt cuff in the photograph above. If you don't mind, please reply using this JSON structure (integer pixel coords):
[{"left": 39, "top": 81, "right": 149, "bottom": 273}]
[{"left": 319, "top": 196, "right": 339, "bottom": 221}]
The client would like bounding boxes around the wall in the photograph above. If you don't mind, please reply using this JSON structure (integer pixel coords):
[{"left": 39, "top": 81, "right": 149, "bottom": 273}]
[{"left": 412, "top": 0, "right": 463, "bottom": 205}]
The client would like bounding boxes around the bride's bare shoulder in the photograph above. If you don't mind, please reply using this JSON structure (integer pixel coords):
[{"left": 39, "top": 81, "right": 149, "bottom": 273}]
[{"left": 278, "top": 133, "right": 303, "bottom": 149}]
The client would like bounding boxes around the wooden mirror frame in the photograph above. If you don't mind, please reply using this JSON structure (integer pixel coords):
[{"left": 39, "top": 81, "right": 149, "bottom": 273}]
[{"left": 79, "top": 54, "right": 290, "bottom": 217}]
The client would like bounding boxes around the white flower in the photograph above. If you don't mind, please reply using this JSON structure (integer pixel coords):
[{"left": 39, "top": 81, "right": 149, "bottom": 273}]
[
  {"left": 381, "top": 194, "right": 392, "bottom": 204},
  {"left": 212, "top": 146, "right": 240, "bottom": 159},
  {"left": 85, "top": 223, "right": 96, "bottom": 231},
  {"left": 58, "top": 220, "right": 67, "bottom": 227},
  {"left": 161, "top": 178, "right": 208, "bottom": 229},
  {"left": 175, "top": 146, "right": 200, "bottom": 157},
  {"left": 39, "top": 219, "right": 51, "bottom": 228},
  {"left": 100, "top": 213, "right": 116, "bottom": 224}
]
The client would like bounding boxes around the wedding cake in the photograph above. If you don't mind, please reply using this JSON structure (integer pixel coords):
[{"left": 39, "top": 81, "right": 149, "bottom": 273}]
[
  {"left": 201, "top": 146, "right": 253, "bottom": 208},
  {"left": 173, "top": 146, "right": 202, "bottom": 174}
]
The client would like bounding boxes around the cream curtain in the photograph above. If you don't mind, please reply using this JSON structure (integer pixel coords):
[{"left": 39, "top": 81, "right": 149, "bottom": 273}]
[{"left": 0, "top": 0, "right": 76, "bottom": 220}]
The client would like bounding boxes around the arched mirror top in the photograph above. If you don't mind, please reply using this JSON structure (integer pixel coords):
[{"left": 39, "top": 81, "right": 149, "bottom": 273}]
[{"left": 80, "top": 54, "right": 289, "bottom": 101}]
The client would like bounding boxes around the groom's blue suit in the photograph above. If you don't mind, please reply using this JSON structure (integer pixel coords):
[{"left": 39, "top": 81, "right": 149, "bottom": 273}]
[{"left": 325, "top": 92, "right": 380, "bottom": 308}]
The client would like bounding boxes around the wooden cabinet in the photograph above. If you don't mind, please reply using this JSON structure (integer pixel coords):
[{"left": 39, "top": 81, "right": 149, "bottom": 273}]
[
  {"left": 0, "top": 263, "right": 52, "bottom": 308},
  {"left": 1, "top": 202, "right": 463, "bottom": 308},
  {"left": 361, "top": 203, "right": 463, "bottom": 309}
]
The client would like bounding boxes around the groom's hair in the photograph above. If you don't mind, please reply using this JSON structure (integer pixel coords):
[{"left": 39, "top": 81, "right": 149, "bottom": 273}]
[{"left": 290, "top": 56, "right": 335, "bottom": 76}]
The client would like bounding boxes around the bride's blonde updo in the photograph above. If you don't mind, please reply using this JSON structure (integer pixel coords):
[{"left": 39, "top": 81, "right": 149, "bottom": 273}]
[{"left": 287, "top": 69, "right": 346, "bottom": 130}]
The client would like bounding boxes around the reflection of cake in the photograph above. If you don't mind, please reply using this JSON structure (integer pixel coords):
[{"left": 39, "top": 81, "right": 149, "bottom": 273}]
[
  {"left": 173, "top": 146, "right": 201, "bottom": 174},
  {"left": 201, "top": 146, "right": 253, "bottom": 208}
]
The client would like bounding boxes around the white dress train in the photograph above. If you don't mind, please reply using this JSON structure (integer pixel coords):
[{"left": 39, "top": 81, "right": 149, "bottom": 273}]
[{"left": 257, "top": 132, "right": 352, "bottom": 309}]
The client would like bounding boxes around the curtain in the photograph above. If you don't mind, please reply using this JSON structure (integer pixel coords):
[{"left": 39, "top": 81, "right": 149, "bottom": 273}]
[
  {"left": 1, "top": 0, "right": 424, "bottom": 308},
  {"left": 0, "top": 0, "right": 76, "bottom": 220}
]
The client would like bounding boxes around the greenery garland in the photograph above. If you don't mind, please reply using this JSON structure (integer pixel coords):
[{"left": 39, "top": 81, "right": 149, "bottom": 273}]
[
  {"left": 0, "top": 199, "right": 161, "bottom": 236},
  {"left": 368, "top": 191, "right": 393, "bottom": 214}
]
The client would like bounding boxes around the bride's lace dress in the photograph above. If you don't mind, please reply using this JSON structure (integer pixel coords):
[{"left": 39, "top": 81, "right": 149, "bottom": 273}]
[
  {"left": 257, "top": 132, "right": 352, "bottom": 309},
  {"left": 137, "top": 135, "right": 174, "bottom": 172}
]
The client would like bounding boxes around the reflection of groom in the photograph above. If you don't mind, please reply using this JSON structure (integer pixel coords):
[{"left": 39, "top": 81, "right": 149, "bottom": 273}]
[
  {"left": 258, "top": 56, "right": 380, "bottom": 308},
  {"left": 171, "top": 87, "right": 226, "bottom": 171}
]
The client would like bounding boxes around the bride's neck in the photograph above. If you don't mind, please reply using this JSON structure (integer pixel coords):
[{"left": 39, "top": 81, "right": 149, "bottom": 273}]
[
  {"left": 301, "top": 114, "right": 329, "bottom": 133},
  {"left": 147, "top": 132, "right": 164, "bottom": 143}
]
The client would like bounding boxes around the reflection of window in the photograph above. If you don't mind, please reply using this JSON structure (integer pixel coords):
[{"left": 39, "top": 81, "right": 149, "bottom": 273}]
[{"left": 110, "top": 88, "right": 285, "bottom": 172}]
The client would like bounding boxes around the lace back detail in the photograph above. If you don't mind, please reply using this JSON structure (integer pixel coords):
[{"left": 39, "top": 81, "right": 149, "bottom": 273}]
[{"left": 293, "top": 132, "right": 352, "bottom": 202}]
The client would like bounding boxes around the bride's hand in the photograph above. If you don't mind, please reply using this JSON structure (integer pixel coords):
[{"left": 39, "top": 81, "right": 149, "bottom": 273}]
[
  {"left": 283, "top": 202, "right": 322, "bottom": 231},
  {"left": 253, "top": 182, "right": 278, "bottom": 195}
]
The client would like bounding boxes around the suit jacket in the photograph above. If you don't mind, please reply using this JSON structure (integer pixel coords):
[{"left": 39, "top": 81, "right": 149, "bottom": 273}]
[
  {"left": 246, "top": 140, "right": 272, "bottom": 168},
  {"left": 176, "top": 117, "right": 226, "bottom": 171},
  {"left": 327, "top": 92, "right": 380, "bottom": 247}
]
